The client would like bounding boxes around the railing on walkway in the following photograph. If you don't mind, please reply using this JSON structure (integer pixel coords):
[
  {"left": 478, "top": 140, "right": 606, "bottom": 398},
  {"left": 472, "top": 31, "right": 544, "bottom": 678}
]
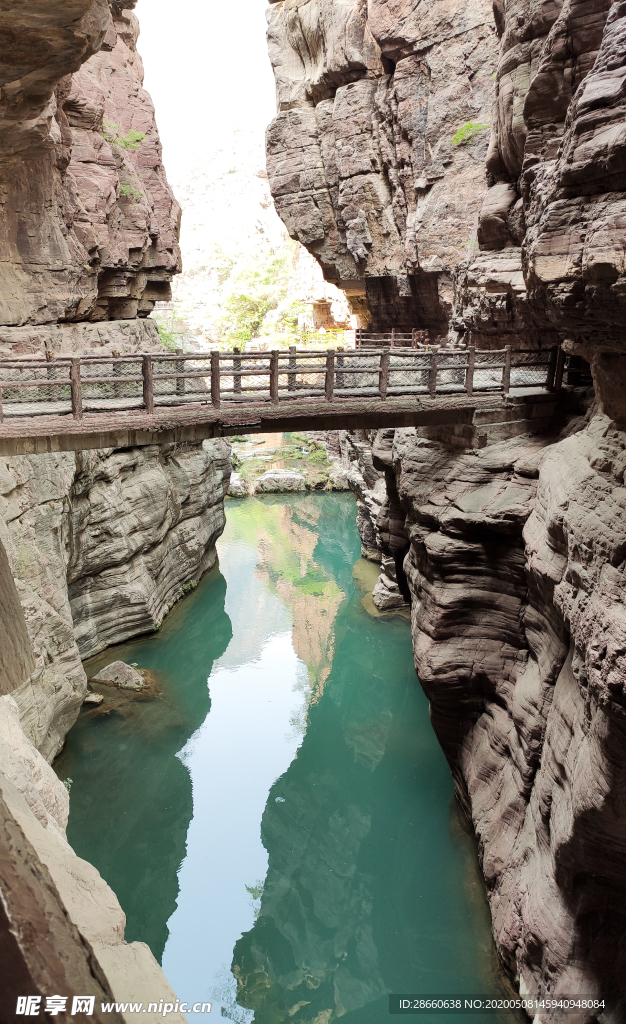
[
  {"left": 0, "top": 345, "right": 568, "bottom": 423},
  {"left": 356, "top": 329, "right": 430, "bottom": 348}
]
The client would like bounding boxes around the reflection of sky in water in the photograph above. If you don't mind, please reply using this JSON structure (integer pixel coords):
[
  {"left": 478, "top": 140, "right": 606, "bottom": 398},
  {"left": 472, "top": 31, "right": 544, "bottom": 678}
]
[{"left": 161, "top": 535, "right": 309, "bottom": 1014}]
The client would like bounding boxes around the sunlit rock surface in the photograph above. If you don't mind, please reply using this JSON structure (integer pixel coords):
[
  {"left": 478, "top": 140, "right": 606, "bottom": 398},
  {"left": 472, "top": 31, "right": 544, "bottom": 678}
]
[
  {"left": 266, "top": 0, "right": 498, "bottom": 332},
  {"left": 0, "top": 0, "right": 180, "bottom": 335}
]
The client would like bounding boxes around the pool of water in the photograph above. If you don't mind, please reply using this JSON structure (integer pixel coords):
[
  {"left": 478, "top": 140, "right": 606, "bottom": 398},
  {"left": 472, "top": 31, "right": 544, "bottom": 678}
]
[{"left": 56, "top": 492, "right": 518, "bottom": 1023}]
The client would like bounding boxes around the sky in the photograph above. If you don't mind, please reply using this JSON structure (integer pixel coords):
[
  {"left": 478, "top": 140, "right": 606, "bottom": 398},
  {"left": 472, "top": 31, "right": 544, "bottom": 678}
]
[{"left": 136, "top": 0, "right": 277, "bottom": 181}]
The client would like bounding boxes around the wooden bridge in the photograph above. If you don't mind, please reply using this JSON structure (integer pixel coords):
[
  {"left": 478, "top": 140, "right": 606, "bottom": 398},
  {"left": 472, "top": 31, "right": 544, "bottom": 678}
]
[{"left": 0, "top": 344, "right": 578, "bottom": 455}]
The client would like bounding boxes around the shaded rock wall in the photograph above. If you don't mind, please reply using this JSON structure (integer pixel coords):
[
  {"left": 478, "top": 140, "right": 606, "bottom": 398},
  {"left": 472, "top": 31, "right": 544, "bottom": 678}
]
[
  {"left": 340, "top": 413, "right": 626, "bottom": 1018},
  {"left": 0, "top": 441, "right": 230, "bottom": 762}
]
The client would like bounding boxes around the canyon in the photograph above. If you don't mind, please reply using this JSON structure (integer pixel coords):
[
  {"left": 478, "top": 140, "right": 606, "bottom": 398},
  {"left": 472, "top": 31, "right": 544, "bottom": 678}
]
[
  {"left": 1, "top": 0, "right": 626, "bottom": 1020},
  {"left": 265, "top": 0, "right": 626, "bottom": 1016}
]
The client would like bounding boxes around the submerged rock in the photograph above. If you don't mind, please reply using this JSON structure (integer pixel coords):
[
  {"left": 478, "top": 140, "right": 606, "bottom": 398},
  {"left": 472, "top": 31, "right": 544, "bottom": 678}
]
[
  {"left": 83, "top": 692, "right": 104, "bottom": 706},
  {"left": 90, "top": 661, "right": 146, "bottom": 691}
]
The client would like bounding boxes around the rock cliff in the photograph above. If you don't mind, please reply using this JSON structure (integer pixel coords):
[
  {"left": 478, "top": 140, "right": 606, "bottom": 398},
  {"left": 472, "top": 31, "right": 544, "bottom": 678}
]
[
  {"left": 0, "top": 0, "right": 229, "bottom": 762},
  {"left": 0, "top": 0, "right": 180, "bottom": 341},
  {"left": 266, "top": 0, "right": 626, "bottom": 1014},
  {"left": 0, "top": 440, "right": 230, "bottom": 762}
]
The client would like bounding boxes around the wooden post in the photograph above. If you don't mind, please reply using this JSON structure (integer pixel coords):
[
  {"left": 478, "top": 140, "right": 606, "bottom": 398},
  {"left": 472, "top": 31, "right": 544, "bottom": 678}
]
[
  {"left": 211, "top": 351, "right": 221, "bottom": 409},
  {"left": 379, "top": 348, "right": 390, "bottom": 400},
  {"left": 0, "top": 388, "right": 3, "bottom": 424},
  {"left": 234, "top": 347, "right": 242, "bottom": 395},
  {"left": 502, "top": 345, "right": 512, "bottom": 394},
  {"left": 270, "top": 350, "right": 279, "bottom": 404},
  {"left": 428, "top": 347, "right": 438, "bottom": 396},
  {"left": 466, "top": 346, "right": 475, "bottom": 396},
  {"left": 70, "top": 359, "right": 83, "bottom": 421},
  {"left": 142, "top": 355, "right": 154, "bottom": 414},
  {"left": 176, "top": 348, "right": 185, "bottom": 396},
  {"left": 391, "top": 328, "right": 396, "bottom": 348},
  {"left": 288, "top": 345, "right": 296, "bottom": 392},
  {"left": 546, "top": 345, "right": 558, "bottom": 391},
  {"left": 325, "top": 349, "right": 335, "bottom": 402},
  {"left": 356, "top": 328, "right": 362, "bottom": 349},
  {"left": 412, "top": 328, "right": 417, "bottom": 349},
  {"left": 554, "top": 347, "right": 566, "bottom": 393}
]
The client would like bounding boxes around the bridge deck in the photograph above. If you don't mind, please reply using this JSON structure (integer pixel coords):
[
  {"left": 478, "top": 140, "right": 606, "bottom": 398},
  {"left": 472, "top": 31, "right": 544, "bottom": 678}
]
[{"left": 0, "top": 345, "right": 569, "bottom": 455}]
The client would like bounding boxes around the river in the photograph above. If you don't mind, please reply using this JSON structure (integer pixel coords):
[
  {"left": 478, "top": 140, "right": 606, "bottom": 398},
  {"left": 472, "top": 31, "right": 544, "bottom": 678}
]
[{"left": 55, "top": 492, "right": 518, "bottom": 1023}]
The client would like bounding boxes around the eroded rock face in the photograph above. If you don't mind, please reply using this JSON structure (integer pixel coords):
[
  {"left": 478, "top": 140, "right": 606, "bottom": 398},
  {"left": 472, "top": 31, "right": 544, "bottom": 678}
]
[
  {"left": 0, "top": 440, "right": 230, "bottom": 760},
  {"left": 266, "top": 0, "right": 498, "bottom": 332},
  {"left": 358, "top": 414, "right": 626, "bottom": 1014},
  {"left": 0, "top": 0, "right": 180, "bottom": 333}
]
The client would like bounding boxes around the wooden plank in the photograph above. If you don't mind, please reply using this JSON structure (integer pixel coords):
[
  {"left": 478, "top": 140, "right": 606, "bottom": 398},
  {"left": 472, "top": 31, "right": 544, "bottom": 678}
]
[
  {"left": 270, "top": 351, "right": 279, "bottom": 403},
  {"left": 428, "top": 348, "right": 438, "bottom": 396},
  {"left": 466, "top": 347, "right": 475, "bottom": 396},
  {"left": 70, "top": 359, "right": 83, "bottom": 421},
  {"left": 211, "top": 351, "right": 221, "bottom": 409},
  {"left": 142, "top": 355, "right": 154, "bottom": 415},
  {"left": 379, "top": 348, "right": 390, "bottom": 399},
  {"left": 502, "top": 346, "right": 512, "bottom": 394},
  {"left": 325, "top": 350, "right": 335, "bottom": 402}
]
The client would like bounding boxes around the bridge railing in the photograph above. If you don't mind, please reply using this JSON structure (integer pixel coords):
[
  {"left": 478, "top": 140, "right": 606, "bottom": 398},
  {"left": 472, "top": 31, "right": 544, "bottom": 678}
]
[{"left": 0, "top": 345, "right": 565, "bottom": 422}]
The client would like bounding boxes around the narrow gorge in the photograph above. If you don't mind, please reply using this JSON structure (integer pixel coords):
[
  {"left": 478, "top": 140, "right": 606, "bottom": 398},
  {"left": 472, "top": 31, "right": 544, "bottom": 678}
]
[{"left": 0, "top": 0, "right": 625, "bottom": 1022}]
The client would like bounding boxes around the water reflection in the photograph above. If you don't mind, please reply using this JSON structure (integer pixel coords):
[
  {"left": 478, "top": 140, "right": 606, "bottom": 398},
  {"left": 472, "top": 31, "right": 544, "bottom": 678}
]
[
  {"left": 58, "top": 493, "right": 516, "bottom": 1024},
  {"left": 55, "top": 570, "right": 233, "bottom": 959}
]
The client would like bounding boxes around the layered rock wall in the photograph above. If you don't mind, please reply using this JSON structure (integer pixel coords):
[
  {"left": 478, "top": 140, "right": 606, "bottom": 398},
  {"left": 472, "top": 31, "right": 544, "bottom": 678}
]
[
  {"left": 269, "top": 0, "right": 626, "bottom": 1012},
  {"left": 0, "top": 0, "right": 180, "bottom": 337},
  {"left": 0, "top": 440, "right": 230, "bottom": 762},
  {"left": 266, "top": 0, "right": 498, "bottom": 332},
  {"left": 364, "top": 415, "right": 626, "bottom": 1017}
]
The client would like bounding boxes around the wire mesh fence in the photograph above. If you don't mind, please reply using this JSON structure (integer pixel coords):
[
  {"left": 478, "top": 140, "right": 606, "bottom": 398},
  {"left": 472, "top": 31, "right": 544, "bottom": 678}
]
[{"left": 0, "top": 346, "right": 580, "bottom": 423}]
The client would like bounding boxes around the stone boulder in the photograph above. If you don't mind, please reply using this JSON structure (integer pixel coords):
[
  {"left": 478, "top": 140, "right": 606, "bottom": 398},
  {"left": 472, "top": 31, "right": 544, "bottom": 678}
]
[
  {"left": 255, "top": 469, "right": 306, "bottom": 493},
  {"left": 90, "top": 661, "right": 145, "bottom": 691}
]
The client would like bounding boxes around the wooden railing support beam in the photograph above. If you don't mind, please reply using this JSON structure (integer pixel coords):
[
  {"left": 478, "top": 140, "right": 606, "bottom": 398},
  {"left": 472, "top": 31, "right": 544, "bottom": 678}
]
[
  {"left": 546, "top": 345, "right": 558, "bottom": 392},
  {"left": 503, "top": 346, "right": 512, "bottom": 394},
  {"left": 142, "top": 355, "right": 154, "bottom": 415},
  {"left": 270, "top": 350, "right": 279, "bottom": 404},
  {"left": 325, "top": 350, "right": 335, "bottom": 402},
  {"left": 211, "top": 351, "right": 221, "bottom": 409},
  {"left": 234, "top": 348, "right": 242, "bottom": 395},
  {"left": 466, "top": 347, "right": 475, "bottom": 396},
  {"left": 554, "top": 346, "right": 566, "bottom": 393},
  {"left": 70, "top": 359, "right": 83, "bottom": 421},
  {"left": 428, "top": 348, "right": 438, "bottom": 396},
  {"left": 379, "top": 348, "right": 390, "bottom": 400}
]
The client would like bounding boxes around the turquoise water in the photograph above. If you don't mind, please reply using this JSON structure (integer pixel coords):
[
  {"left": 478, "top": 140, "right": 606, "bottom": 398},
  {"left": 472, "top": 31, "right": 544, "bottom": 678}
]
[{"left": 56, "top": 493, "right": 517, "bottom": 1023}]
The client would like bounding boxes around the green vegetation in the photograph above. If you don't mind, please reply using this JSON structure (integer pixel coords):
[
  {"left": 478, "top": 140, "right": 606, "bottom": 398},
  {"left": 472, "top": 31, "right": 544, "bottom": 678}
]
[
  {"left": 156, "top": 322, "right": 178, "bottom": 352},
  {"left": 451, "top": 122, "right": 490, "bottom": 147},
  {"left": 119, "top": 179, "right": 143, "bottom": 203},
  {"left": 217, "top": 247, "right": 295, "bottom": 347},
  {"left": 102, "top": 120, "right": 146, "bottom": 150}
]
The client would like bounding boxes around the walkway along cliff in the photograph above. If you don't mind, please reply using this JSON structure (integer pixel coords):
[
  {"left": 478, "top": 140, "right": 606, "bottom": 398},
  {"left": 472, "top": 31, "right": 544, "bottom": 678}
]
[{"left": 265, "top": 0, "right": 626, "bottom": 1016}]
